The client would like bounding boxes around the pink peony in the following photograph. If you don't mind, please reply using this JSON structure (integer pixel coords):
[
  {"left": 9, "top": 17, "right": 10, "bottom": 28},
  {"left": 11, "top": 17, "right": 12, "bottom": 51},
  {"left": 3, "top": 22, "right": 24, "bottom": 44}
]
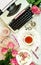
[
  {"left": 1, "top": 47, "right": 8, "bottom": 54},
  {"left": 31, "top": 5, "right": 41, "bottom": 14},
  {"left": 10, "top": 58, "right": 19, "bottom": 65},
  {"left": 12, "top": 50, "right": 18, "bottom": 57},
  {"left": 30, "top": 62, "right": 36, "bottom": 65},
  {"left": 7, "top": 42, "right": 15, "bottom": 49}
]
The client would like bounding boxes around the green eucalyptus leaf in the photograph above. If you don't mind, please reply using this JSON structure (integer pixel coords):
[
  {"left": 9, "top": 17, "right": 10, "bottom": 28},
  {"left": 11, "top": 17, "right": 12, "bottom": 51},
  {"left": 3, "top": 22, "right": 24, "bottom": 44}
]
[{"left": 34, "top": 0, "right": 41, "bottom": 5}]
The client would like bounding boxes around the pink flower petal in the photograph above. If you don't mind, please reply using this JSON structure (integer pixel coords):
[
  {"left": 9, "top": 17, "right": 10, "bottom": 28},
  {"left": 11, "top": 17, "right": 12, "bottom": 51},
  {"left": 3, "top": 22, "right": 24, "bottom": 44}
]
[
  {"left": 1, "top": 47, "right": 8, "bottom": 54},
  {"left": 7, "top": 42, "right": 15, "bottom": 49},
  {"left": 10, "top": 58, "right": 19, "bottom": 65},
  {"left": 31, "top": 5, "right": 40, "bottom": 14},
  {"left": 30, "top": 62, "right": 36, "bottom": 65},
  {"left": 12, "top": 50, "right": 18, "bottom": 57}
]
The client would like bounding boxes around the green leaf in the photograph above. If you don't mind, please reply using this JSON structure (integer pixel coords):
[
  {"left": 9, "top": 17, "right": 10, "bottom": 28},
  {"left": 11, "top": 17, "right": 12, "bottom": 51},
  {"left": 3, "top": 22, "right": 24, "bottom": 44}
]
[
  {"left": 27, "top": 0, "right": 31, "bottom": 3},
  {"left": 34, "top": 0, "right": 41, "bottom": 5},
  {"left": 26, "top": 0, "right": 35, "bottom": 4},
  {"left": 30, "top": 0, "right": 35, "bottom": 4},
  {"left": 0, "top": 60, "right": 5, "bottom": 65},
  {"left": 4, "top": 50, "right": 13, "bottom": 65},
  {"left": 0, "top": 50, "right": 13, "bottom": 65},
  {"left": 0, "top": 60, "right": 11, "bottom": 65}
]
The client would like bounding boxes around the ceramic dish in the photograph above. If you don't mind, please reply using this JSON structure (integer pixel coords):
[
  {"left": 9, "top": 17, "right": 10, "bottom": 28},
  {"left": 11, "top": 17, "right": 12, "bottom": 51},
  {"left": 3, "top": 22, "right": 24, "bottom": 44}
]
[{"left": 16, "top": 49, "right": 32, "bottom": 65}]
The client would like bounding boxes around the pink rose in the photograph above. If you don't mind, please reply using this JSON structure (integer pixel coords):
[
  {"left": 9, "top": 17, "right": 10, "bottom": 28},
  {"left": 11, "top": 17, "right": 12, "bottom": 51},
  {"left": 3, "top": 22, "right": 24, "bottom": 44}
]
[
  {"left": 1, "top": 47, "right": 8, "bottom": 54},
  {"left": 30, "top": 62, "right": 36, "bottom": 65},
  {"left": 7, "top": 42, "right": 15, "bottom": 49},
  {"left": 10, "top": 58, "right": 19, "bottom": 65},
  {"left": 31, "top": 5, "right": 41, "bottom": 14},
  {"left": 12, "top": 50, "right": 18, "bottom": 57}
]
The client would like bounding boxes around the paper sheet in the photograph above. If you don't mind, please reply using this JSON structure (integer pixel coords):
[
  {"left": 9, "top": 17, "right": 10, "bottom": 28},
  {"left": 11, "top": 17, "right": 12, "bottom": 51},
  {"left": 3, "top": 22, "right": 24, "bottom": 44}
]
[{"left": 0, "top": 0, "right": 16, "bottom": 11}]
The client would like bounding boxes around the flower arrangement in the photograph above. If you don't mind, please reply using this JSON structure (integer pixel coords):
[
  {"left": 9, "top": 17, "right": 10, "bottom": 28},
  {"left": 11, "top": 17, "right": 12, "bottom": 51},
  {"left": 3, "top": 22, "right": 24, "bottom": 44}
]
[
  {"left": 0, "top": 42, "right": 19, "bottom": 65},
  {"left": 26, "top": 0, "right": 41, "bottom": 14}
]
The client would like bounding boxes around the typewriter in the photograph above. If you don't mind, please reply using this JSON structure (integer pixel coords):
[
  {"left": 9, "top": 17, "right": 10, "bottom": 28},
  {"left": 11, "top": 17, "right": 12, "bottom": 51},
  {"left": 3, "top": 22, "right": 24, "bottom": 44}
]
[{"left": 0, "top": 0, "right": 33, "bottom": 31}]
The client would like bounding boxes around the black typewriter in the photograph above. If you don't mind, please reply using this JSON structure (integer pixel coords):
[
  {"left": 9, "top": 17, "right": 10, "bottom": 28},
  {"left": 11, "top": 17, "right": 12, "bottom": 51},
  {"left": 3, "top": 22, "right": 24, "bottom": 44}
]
[
  {"left": 9, "top": 7, "right": 33, "bottom": 30},
  {"left": 0, "top": 0, "right": 33, "bottom": 31}
]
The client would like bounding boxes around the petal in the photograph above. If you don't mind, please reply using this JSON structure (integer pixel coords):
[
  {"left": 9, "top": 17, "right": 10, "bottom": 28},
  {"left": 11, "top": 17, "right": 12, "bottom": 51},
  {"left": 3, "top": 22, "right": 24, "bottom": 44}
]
[
  {"left": 7, "top": 42, "right": 15, "bottom": 49},
  {"left": 12, "top": 50, "right": 18, "bottom": 57},
  {"left": 10, "top": 58, "right": 19, "bottom": 65},
  {"left": 31, "top": 5, "right": 40, "bottom": 14},
  {"left": 30, "top": 62, "right": 36, "bottom": 65},
  {"left": 1, "top": 47, "right": 8, "bottom": 54}
]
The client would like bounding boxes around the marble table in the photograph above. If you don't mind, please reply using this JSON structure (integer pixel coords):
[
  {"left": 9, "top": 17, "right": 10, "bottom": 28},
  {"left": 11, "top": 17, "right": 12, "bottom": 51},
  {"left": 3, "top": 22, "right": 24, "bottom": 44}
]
[{"left": 0, "top": 0, "right": 41, "bottom": 65}]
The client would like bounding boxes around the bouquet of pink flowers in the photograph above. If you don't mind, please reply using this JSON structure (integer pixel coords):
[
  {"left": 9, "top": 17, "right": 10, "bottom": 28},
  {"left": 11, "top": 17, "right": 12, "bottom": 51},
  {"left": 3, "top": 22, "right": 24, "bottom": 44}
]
[{"left": 0, "top": 42, "right": 19, "bottom": 65}]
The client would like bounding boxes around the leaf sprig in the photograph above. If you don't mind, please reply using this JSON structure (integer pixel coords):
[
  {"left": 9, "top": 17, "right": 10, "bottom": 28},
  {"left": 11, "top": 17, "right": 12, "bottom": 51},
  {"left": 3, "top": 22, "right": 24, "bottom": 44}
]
[
  {"left": 0, "top": 50, "right": 13, "bottom": 65},
  {"left": 27, "top": 0, "right": 41, "bottom": 7}
]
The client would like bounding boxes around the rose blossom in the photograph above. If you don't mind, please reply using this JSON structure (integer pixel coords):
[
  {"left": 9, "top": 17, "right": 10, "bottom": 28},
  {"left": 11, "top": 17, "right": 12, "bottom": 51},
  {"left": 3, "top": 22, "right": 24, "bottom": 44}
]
[
  {"left": 1, "top": 47, "right": 8, "bottom": 54},
  {"left": 31, "top": 5, "right": 41, "bottom": 14},
  {"left": 7, "top": 42, "right": 15, "bottom": 49},
  {"left": 10, "top": 58, "right": 19, "bottom": 65},
  {"left": 12, "top": 50, "right": 18, "bottom": 57}
]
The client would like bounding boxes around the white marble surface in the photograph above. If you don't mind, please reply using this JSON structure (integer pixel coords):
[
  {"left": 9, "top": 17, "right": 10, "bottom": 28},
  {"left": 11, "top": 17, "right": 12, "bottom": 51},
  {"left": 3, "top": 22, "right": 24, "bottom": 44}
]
[{"left": 0, "top": 0, "right": 41, "bottom": 65}]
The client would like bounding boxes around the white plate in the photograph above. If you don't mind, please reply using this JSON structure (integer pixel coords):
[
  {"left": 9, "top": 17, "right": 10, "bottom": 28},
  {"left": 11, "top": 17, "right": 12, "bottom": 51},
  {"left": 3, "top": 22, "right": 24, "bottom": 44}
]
[{"left": 16, "top": 49, "right": 32, "bottom": 65}]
